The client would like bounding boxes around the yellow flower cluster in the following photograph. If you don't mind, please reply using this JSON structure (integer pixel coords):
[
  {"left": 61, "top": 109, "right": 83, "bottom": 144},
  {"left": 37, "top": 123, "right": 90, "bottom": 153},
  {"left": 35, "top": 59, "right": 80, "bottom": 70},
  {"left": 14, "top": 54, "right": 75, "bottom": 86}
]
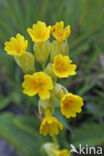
[{"left": 4, "top": 21, "right": 84, "bottom": 139}]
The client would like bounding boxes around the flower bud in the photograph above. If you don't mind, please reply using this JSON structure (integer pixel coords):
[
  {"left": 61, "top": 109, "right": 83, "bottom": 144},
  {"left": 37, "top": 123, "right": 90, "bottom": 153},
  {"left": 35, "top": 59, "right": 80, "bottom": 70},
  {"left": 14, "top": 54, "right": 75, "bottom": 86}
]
[
  {"left": 42, "top": 143, "right": 59, "bottom": 156},
  {"left": 34, "top": 41, "right": 50, "bottom": 68},
  {"left": 44, "top": 63, "right": 55, "bottom": 78},
  {"left": 38, "top": 98, "right": 54, "bottom": 115},
  {"left": 52, "top": 83, "right": 68, "bottom": 101},
  {"left": 15, "top": 52, "right": 35, "bottom": 74},
  {"left": 50, "top": 40, "right": 69, "bottom": 62}
]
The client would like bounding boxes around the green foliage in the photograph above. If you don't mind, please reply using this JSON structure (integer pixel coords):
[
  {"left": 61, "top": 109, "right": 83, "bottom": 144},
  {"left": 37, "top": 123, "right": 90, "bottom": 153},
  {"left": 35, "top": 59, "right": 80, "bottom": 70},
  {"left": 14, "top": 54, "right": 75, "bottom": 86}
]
[
  {"left": 0, "top": 113, "right": 41, "bottom": 156},
  {"left": 14, "top": 115, "right": 41, "bottom": 136},
  {"left": 0, "top": 0, "right": 104, "bottom": 155},
  {"left": 71, "top": 122, "right": 104, "bottom": 147},
  {"left": 0, "top": 95, "right": 10, "bottom": 110}
]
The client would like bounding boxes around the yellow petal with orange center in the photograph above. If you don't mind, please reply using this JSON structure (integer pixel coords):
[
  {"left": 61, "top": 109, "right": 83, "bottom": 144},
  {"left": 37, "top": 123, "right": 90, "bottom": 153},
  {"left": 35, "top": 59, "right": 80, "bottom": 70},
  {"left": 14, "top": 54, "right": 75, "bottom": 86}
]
[
  {"left": 22, "top": 72, "right": 53, "bottom": 100},
  {"left": 27, "top": 21, "right": 51, "bottom": 43},
  {"left": 4, "top": 34, "right": 28, "bottom": 56},
  {"left": 40, "top": 116, "right": 63, "bottom": 136},
  {"left": 61, "top": 93, "right": 84, "bottom": 118},
  {"left": 53, "top": 54, "right": 77, "bottom": 78},
  {"left": 51, "top": 21, "right": 71, "bottom": 42}
]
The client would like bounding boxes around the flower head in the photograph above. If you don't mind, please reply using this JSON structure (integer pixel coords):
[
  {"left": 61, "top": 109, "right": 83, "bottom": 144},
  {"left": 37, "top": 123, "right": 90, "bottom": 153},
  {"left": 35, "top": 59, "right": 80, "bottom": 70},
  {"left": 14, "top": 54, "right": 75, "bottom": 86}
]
[
  {"left": 40, "top": 115, "right": 63, "bottom": 136},
  {"left": 22, "top": 72, "right": 53, "bottom": 100},
  {"left": 61, "top": 93, "right": 84, "bottom": 118},
  {"left": 53, "top": 54, "right": 76, "bottom": 78},
  {"left": 56, "top": 149, "right": 70, "bottom": 156},
  {"left": 51, "top": 21, "right": 71, "bottom": 42},
  {"left": 27, "top": 21, "right": 51, "bottom": 43},
  {"left": 4, "top": 34, "right": 28, "bottom": 56}
]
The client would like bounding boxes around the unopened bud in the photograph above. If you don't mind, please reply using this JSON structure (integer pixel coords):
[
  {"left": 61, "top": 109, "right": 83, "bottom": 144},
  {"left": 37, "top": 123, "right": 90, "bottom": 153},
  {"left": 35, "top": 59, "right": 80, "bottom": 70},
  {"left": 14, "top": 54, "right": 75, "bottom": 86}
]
[
  {"left": 38, "top": 98, "right": 54, "bottom": 115},
  {"left": 52, "top": 83, "right": 68, "bottom": 101},
  {"left": 15, "top": 52, "right": 35, "bottom": 74},
  {"left": 44, "top": 63, "right": 55, "bottom": 78},
  {"left": 50, "top": 40, "right": 69, "bottom": 62},
  {"left": 42, "top": 143, "right": 59, "bottom": 156},
  {"left": 34, "top": 41, "right": 50, "bottom": 68}
]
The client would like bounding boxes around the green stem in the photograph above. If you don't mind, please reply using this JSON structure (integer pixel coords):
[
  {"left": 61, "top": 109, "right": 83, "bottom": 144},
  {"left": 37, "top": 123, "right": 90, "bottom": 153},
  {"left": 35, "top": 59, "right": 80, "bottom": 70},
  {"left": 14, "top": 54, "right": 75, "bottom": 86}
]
[
  {"left": 52, "top": 136, "right": 59, "bottom": 148},
  {"left": 42, "top": 62, "right": 45, "bottom": 70}
]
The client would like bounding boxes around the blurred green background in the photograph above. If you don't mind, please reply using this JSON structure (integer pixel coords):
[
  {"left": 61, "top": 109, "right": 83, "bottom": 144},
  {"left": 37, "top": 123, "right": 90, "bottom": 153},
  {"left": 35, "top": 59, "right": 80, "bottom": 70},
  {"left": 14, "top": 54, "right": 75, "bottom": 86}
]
[{"left": 0, "top": 0, "right": 104, "bottom": 156}]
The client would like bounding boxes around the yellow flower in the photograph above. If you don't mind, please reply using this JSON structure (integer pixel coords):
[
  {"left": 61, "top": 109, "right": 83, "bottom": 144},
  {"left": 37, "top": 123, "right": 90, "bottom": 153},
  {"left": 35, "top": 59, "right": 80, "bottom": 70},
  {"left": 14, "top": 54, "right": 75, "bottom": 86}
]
[
  {"left": 4, "top": 34, "right": 28, "bottom": 56},
  {"left": 40, "top": 115, "right": 63, "bottom": 136},
  {"left": 61, "top": 93, "right": 84, "bottom": 118},
  {"left": 53, "top": 54, "right": 76, "bottom": 78},
  {"left": 56, "top": 149, "right": 70, "bottom": 156},
  {"left": 51, "top": 21, "right": 71, "bottom": 42},
  {"left": 27, "top": 21, "right": 51, "bottom": 43},
  {"left": 22, "top": 72, "right": 53, "bottom": 100}
]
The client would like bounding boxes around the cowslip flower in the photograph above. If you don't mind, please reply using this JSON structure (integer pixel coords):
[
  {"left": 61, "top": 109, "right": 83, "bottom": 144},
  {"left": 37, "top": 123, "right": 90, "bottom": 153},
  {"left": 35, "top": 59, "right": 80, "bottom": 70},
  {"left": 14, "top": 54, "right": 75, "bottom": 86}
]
[
  {"left": 51, "top": 21, "right": 71, "bottom": 43},
  {"left": 22, "top": 72, "right": 53, "bottom": 100},
  {"left": 27, "top": 21, "right": 51, "bottom": 43},
  {"left": 56, "top": 149, "right": 70, "bottom": 156},
  {"left": 53, "top": 54, "right": 76, "bottom": 78},
  {"left": 40, "top": 115, "right": 63, "bottom": 136},
  {"left": 61, "top": 93, "right": 84, "bottom": 118},
  {"left": 4, "top": 34, "right": 28, "bottom": 56}
]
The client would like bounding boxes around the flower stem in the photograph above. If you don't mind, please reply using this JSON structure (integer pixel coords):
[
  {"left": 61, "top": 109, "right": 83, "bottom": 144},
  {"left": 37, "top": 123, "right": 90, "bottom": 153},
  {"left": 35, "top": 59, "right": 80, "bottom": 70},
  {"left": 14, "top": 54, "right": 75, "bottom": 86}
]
[{"left": 52, "top": 136, "right": 59, "bottom": 148}]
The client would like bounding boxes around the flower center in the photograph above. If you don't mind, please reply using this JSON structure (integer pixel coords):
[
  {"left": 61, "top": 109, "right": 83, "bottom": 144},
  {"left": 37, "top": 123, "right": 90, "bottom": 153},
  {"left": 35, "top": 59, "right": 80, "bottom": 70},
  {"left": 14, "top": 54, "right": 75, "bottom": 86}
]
[
  {"left": 64, "top": 102, "right": 69, "bottom": 109},
  {"left": 56, "top": 32, "right": 63, "bottom": 39},
  {"left": 15, "top": 47, "right": 21, "bottom": 53},
  {"left": 63, "top": 97, "right": 74, "bottom": 109},
  {"left": 55, "top": 62, "right": 66, "bottom": 72},
  {"left": 33, "top": 78, "right": 46, "bottom": 91},
  {"left": 36, "top": 33, "right": 46, "bottom": 39},
  {"left": 52, "top": 28, "right": 55, "bottom": 32},
  {"left": 69, "top": 99, "right": 73, "bottom": 103}
]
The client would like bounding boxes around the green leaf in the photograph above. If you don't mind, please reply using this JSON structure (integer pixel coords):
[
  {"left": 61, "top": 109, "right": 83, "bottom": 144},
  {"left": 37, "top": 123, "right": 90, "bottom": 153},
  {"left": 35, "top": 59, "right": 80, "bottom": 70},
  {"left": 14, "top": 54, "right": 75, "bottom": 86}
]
[
  {"left": 10, "top": 91, "right": 21, "bottom": 104},
  {"left": 87, "top": 103, "right": 104, "bottom": 120},
  {"left": 13, "top": 115, "right": 40, "bottom": 136},
  {"left": 54, "top": 112, "right": 74, "bottom": 137},
  {"left": 0, "top": 95, "right": 10, "bottom": 110},
  {"left": 0, "top": 113, "right": 41, "bottom": 156},
  {"left": 71, "top": 122, "right": 104, "bottom": 147},
  {"left": 86, "top": 48, "right": 102, "bottom": 72},
  {"left": 78, "top": 81, "right": 98, "bottom": 96}
]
